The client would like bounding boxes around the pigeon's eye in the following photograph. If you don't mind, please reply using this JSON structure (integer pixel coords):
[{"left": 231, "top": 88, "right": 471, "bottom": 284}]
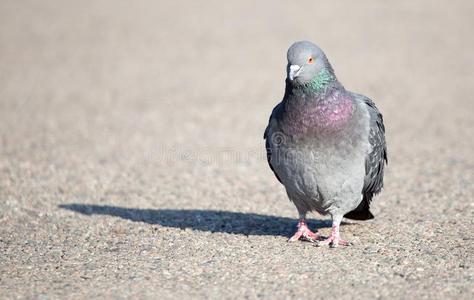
[{"left": 308, "top": 57, "right": 314, "bottom": 64}]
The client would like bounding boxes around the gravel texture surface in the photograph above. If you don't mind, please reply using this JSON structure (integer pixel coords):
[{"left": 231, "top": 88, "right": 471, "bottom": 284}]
[{"left": 1, "top": 1, "right": 473, "bottom": 299}]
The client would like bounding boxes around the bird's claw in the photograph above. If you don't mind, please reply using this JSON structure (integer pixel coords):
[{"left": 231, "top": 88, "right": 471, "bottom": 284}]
[
  {"left": 288, "top": 221, "right": 319, "bottom": 242},
  {"left": 316, "top": 235, "right": 350, "bottom": 248}
]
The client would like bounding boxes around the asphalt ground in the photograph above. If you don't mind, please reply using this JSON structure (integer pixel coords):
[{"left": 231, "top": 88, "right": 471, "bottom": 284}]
[{"left": 1, "top": 1, "right": 473, "bottom": 299}]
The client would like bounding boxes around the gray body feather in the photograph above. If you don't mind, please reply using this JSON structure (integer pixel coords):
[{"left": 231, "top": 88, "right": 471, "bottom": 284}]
[{"left": 264, "top": 90, "right": 387, "bottom": 220}]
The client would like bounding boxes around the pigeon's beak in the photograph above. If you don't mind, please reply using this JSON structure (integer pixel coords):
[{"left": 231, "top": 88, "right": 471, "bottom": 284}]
[{"left": 288, "top": 65, "right": 301, "bottom": 81}]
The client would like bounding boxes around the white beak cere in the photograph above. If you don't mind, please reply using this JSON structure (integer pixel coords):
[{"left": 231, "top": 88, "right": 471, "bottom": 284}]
[{"left": 288, "top": 64, "right": 301, "bottom": 81}]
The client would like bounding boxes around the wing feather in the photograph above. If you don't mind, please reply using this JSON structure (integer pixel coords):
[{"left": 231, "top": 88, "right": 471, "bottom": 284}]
[
  {"left": 264, "top": 103, "right": 283, "bottom": 183},
  {"left": 344, "top": 95, "right": 387, "bottom": 220}
]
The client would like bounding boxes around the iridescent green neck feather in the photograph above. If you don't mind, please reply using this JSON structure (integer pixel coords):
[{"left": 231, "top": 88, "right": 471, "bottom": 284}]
[{"left": 298, "top": 68, "right": 335, "bottom": 93}]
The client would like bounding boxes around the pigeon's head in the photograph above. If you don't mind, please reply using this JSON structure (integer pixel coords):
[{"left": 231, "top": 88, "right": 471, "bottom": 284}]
[{"left": 286, "top": 41, "right": 333, "bottom": 86}]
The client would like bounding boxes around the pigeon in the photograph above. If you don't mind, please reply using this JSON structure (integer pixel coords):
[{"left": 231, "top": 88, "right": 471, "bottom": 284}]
[{"left": 264, "top": 41, "right": 387, "bottom": 247}]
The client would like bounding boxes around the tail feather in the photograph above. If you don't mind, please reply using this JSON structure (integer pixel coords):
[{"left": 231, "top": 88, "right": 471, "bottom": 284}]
[{"left": 344, "top": 195, "right": 374, "bottom": 221}]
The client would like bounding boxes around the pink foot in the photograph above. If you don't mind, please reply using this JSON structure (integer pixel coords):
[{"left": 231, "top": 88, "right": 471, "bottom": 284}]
[
  {"left": 317, "top": 226, "right": 350, "bottom": 248},
  {"left": 288, "top": 219, "right": 319, "bottom": 242},
  {"left": 317, "top": 235, "right": 350, "bottom": 248}
]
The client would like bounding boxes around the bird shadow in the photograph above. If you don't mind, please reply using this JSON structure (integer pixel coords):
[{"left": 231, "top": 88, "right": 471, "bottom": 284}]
[{"left": 58, "top": 204, "right": 334, "bottom": 238}]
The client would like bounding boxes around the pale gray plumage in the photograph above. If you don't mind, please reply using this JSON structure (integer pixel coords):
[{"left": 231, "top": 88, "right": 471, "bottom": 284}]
[{"left": 264, "top": 41, "right": 387, "bottom": 246}]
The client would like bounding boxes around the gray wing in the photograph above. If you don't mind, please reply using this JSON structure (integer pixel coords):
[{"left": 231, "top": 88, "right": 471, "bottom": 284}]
[
  {"left": 345, "top": 94, "right": 387, "bottom": 220},
  {"left": 263, "top": 102, "right": 284, "bottom": 183}
]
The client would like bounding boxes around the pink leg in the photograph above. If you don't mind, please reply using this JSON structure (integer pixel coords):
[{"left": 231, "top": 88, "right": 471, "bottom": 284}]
[
  {"left": 317, "top": 215, "right": 350, "bottom": 247},
  {"left": 288, "top": 219, "right": 319, "bottom": 242}
]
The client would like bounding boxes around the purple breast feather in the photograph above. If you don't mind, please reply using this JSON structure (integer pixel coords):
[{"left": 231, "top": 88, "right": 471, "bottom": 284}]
[{"left": 286, "top": 93, "right": 354, "bottom": 136}]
